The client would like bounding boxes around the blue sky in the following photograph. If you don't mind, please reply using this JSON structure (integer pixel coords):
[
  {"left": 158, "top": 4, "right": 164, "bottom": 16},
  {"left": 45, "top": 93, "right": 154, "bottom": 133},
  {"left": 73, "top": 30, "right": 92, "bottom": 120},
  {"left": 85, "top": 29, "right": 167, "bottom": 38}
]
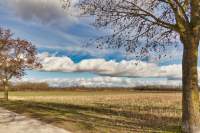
[{"left": 0, "top": 0, "right": 195, "bottom": 87}]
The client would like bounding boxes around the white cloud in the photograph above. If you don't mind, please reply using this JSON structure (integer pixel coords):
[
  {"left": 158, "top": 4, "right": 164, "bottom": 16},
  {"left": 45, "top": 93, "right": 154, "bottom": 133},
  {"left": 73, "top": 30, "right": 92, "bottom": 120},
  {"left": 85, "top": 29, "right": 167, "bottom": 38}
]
[
  {"left": 17, "top": 76, "right": 182, "bottom": 88},
  {"left": 39, "top": 52, "right": 76, "bottom": 72},
  {"left": 37, "top": 52, "right": 184, "bottom": 79}
]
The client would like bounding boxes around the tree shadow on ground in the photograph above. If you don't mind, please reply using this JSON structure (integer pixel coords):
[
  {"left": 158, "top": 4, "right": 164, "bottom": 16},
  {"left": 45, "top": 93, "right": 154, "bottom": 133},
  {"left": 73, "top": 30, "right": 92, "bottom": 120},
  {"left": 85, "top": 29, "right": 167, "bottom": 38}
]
[{"left": 0, "top": 100, "right": 181, "bottom": 133}]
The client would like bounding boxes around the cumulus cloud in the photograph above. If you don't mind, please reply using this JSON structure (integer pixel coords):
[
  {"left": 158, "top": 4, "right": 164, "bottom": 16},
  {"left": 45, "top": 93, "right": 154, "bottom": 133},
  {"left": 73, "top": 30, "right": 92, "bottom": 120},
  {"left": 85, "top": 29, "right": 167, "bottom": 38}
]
[
  {"left": 39, "top": 52, "right": 76, "bottom": 72},
  {"left": 16, "top": 76, "right": 182, "bottom": 88},
  {"left": 37, "top": 52, "right": 184, "bottom": 79},
  {"left": 6, "top": 0, "right": 79, "bottom": 27}
]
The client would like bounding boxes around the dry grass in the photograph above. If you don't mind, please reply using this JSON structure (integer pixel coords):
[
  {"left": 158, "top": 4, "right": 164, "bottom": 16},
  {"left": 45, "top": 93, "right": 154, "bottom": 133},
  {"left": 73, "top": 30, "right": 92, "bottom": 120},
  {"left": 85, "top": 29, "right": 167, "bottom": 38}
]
[{"left": 0, "top": 90, "right": 183, "bottom": 133}]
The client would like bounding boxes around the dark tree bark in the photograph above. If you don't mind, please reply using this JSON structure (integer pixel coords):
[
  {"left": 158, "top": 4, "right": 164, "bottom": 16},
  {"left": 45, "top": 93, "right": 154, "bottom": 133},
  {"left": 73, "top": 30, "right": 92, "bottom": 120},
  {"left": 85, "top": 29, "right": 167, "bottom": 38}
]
[
  {"left": 3, "top": 81, "right": 9, "bottom": 101},
  {"left": 181, "top": 35, "right": 200, "bottom": 132}
]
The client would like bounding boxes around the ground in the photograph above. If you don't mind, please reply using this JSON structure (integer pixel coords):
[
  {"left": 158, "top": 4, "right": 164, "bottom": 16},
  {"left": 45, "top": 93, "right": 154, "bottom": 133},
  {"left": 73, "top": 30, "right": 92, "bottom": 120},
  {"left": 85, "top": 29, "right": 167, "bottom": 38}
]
[
  {"left": 0, "top": 90, "right": 183, "bottom": 133},
  {"left": 0, "top": 107, "right": 70, "bottom": 133}
]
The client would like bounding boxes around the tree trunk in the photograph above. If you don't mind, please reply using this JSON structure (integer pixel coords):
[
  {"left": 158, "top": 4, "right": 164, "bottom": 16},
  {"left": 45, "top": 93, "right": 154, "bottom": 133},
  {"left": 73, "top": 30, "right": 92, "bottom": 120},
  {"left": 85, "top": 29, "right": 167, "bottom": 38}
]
[
  {"left": 3, "top": 81, "right": 9, "bottom": 101},
  {"left": 182, "top": 37, "right": 200, "bottom": 133}
]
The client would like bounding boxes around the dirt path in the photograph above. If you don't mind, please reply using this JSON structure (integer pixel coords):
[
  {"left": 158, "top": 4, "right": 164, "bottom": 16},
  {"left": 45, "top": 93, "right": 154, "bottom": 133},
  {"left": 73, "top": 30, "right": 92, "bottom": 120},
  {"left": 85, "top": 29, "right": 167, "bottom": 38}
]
[{"left": 0, "top": 107, "right": 71, "bottom": 133}]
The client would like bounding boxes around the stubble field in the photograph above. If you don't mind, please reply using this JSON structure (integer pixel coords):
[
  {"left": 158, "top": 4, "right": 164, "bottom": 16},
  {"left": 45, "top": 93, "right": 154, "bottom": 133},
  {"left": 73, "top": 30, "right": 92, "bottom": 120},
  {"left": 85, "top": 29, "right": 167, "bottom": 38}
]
[{"left": 0, "top": 90, "right": 183, "bottom": 133}]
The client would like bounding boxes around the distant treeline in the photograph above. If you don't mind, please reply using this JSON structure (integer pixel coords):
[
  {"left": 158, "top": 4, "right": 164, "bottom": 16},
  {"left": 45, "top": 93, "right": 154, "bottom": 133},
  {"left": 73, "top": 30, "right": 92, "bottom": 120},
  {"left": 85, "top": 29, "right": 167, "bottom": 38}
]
[
  {"left": 0, "top": 82, "right": 184, "bottom": 91},
  {"left": 0, "top": 82, "right": 50, "bottom": 91}
]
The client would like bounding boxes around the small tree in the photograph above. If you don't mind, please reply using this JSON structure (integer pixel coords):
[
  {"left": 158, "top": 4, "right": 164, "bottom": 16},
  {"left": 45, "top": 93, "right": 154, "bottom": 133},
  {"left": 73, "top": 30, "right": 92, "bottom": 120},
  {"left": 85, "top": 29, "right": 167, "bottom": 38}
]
[
  {"left": 0, "top": 28, "right": 41, "bottom": 100},
  {"left": 63, "top": 0, "right": 200, "bottom": 132}
]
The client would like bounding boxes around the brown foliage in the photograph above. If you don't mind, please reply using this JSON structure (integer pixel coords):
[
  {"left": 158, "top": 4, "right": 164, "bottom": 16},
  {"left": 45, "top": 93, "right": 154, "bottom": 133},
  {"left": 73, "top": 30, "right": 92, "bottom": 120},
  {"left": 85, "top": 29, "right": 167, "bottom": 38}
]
[{"left": 0, "top": 28, "right": 41, "bottom": 83}]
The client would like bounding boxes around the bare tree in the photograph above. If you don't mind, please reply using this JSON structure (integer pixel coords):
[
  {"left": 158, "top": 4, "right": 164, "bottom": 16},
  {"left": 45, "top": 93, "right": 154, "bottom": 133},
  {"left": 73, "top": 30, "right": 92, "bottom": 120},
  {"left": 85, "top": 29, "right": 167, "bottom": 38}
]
[
  {"left": 63, "top": 0, "right": 200, "bottom": 132},
  {"left": 0, "top": 28, "right": 41, "bottom": 101}
]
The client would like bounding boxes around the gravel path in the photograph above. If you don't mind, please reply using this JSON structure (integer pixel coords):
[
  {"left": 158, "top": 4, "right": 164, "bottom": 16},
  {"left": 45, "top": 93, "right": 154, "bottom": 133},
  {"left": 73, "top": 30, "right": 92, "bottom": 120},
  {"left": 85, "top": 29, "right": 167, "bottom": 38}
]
[{"left": 0, "top": 107, "right": 71, "bottom": 133}]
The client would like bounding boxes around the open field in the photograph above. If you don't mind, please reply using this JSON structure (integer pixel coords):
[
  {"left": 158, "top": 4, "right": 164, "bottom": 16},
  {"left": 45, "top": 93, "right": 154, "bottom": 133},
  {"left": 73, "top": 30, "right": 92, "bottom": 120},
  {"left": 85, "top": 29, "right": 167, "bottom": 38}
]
[{"left": 0, "top": 90, "right": 183, "bottom": 133}]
